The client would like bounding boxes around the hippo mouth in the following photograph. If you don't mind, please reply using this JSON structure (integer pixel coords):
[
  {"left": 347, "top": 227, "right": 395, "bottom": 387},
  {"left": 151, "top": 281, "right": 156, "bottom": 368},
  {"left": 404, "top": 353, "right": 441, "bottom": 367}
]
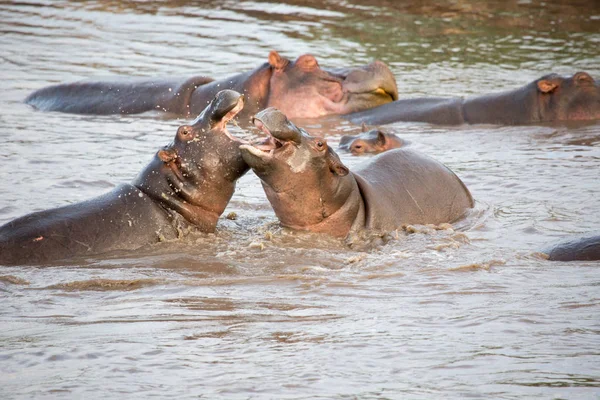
[
  {"left": 251, "top": 119, "right": 286, "bottom": 153},
  {"left": 369, "top": 87, "right": 398, "bottom": 101},
  {"left": 214, "top": 95, "right": 247, "bottom": 144},
  {"left": 239, "top": 122, "right": 283, "bottom": 163}
]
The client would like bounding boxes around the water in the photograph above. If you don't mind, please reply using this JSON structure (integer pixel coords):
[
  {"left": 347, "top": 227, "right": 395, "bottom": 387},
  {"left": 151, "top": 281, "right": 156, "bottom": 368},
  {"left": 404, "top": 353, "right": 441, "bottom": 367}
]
[{"left": 1, "top": 1, "right": 600, "bottom": 398}]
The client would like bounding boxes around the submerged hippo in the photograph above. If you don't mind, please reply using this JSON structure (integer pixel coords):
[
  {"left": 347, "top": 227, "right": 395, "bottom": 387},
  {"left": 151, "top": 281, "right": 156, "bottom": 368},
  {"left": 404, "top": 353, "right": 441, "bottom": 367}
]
[
  {"left": 25, "top": 50, "right": 398, "bottom": 122},
  {"left": 240, "top": 108, "right": 473, "bottom": 238},
  {"left": 347, "top": 72, "right": 600, "bottom": 126},
  {"left": 0, "top": 90, "right": 249, "bottom": 266},
  {"left": 543, "top": 234, "right": 600, "bottom": 262},
  {"left": 339, "top": 124, "right": 406, "bottom": 155}
]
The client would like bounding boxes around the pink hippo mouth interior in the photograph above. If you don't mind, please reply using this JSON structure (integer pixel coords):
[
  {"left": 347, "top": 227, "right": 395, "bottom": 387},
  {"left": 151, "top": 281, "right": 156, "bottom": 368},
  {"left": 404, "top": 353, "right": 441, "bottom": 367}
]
[
  {"left": 250, "top": 118, "right": 285, "bottom": 154},
  {"left": 215, "top": 95, "right": 249, "bottom": 144}
]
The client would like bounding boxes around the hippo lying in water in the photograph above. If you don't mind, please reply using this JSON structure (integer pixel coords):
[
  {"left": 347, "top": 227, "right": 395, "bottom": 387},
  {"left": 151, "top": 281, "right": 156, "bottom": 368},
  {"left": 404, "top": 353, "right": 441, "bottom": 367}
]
[
  {"left": 0, "top": 90, "right": 249, "bottom": 266},
  {"left": 25, "top": 50, "right": 398, "bottom": 122},
  {"left": 339, "top": 124, "right": 406, "bottom": 155},
  {"left": 543, "top": 234, "right": 600, "bottom": 262},
  {"left": 347, "top": 72, "right": 600, "bottom": 126},
  {"left": 240, "top": 108, "right": 473, "bottom": 239}
]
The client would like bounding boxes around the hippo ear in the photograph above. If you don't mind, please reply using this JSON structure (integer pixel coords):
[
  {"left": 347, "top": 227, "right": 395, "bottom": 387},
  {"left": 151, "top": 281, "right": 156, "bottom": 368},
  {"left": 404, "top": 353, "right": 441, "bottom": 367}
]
[
  {"left": 268, "top": 50, "right": 289, "bottom": 71},
  {"left": 158, "top": 147, "right": 178, "bottom": 163},
  {"left": 376, "top": 131, "right": 386, "bottom": 146},
  {"left": 537, "top": 79, "right": 559, "bottom": 94},
  {"left": 327, "top": 149, "right": 349, "bottom": 177}
]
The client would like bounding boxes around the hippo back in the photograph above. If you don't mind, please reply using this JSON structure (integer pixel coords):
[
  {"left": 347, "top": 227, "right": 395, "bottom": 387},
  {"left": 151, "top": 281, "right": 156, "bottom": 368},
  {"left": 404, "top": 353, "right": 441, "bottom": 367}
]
[
  {"left": 0, "top": 184, "right": 178, "bottom": 266},
  {"left": 543, "top": 234, "right": 600, "bottom": 261},
  {"left": 352, "top": 148, "right": 474, "bottom": 232}
]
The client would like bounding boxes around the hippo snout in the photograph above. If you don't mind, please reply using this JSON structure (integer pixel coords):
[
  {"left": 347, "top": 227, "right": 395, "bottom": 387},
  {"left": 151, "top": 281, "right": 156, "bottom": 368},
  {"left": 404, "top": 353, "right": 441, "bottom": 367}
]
[
  {"left": 341, "top": 61, "right": 398, "bottom": 102},
  {"left": 367, "top": 60, "right": 399, "bottom": 101}
]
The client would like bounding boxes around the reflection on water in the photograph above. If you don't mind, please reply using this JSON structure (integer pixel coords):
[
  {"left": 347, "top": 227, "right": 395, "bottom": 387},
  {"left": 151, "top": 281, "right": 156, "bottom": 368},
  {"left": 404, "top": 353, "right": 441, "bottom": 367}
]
[{"left": 1, "top": 0, "right": 600, "bottom": 398}]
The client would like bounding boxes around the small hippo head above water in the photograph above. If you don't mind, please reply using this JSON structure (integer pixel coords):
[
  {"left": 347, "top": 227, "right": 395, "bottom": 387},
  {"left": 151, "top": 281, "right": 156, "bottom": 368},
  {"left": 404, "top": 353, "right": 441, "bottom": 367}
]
[
  {"left": 265, "top": 51, "right": 398, "bottom": 119},
  {"left": 240, "top": 107, "right": 355, "bottom": 233},
  {"left": 135, "top": 89, "right": 250, "bottom": 231},
  {"left": 339, "top": 124, "right": 405, "bottom": 155},
  {"left": 533, "top": 71, "right": 600, "bottom": 122}
]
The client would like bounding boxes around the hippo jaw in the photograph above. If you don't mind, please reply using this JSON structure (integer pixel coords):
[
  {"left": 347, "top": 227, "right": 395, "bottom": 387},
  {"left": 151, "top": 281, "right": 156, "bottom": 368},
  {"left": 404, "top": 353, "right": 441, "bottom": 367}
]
[{"left": 265, "top": 51, "right": 398, "bottom": 119}]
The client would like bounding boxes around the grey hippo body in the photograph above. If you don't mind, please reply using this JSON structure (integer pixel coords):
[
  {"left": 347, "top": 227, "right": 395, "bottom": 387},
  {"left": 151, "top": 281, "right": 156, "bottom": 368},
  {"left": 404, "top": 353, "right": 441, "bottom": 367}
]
[
  {"left": 25, "top": 51, "right": 398, "bottom": 122},
  {"left": 0, "top": 90, "right": 249, "bottom": 266},
  {"left": 240, "top": 108, "right": 473, "bottom": 238},
  {"left": 543, "top": 234, "right": 600, "bottom": 262},
  {"left": 347, "top": 72, "right": 600, "bottom": 126}
]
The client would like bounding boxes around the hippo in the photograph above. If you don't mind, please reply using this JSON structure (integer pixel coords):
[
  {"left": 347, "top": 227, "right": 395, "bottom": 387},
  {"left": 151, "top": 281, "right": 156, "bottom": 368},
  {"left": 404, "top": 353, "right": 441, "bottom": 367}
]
[
  {"left": 339, "top": 123, "right": 406, "bottom": 155},
  {"left": 239, "top": 108, "right": 473, "bottom": 239},
  {"left": 0, "top": 90, "right": 249, "bottom": 266},
  {"left": 542, "top": 234, "right": 600, "bottom": 261},
  {"left": 25, "top": 51, "right": 398, "bottom": 123},
  {"left": 347, "top": 72, "right": 600, "bottom": 126}
]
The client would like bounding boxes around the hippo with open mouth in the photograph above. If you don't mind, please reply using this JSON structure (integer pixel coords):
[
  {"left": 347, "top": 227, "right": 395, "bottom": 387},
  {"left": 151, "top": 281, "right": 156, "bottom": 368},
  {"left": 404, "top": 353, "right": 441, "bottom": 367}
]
[
  {"left": 0, "top": 90, "right": 249, "bottom": 266},
  {"left": 240, "top": 108, "right": 474, "bottom": 239},
  {"left": 25, "top": 50, "right": 398, "bottom": 122}
]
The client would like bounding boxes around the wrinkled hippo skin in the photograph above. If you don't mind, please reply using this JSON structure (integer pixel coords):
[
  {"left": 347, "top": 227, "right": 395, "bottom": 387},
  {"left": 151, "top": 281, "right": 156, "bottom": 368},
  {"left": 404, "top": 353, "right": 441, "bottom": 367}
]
[
  {"left": 0, "top": 90, "right": 249, "bottom": 266},
  {"left": 347, "top": 72, "right": 600, "bottom": 126},
  {"left": 240, "top": 108, "right": 473, "bottom": 238},
  {"left": 25, "top": 51, "right": 398, "bottom": 122},
  {"left": 339, "top": 124, "right": 406, "bottom": 155},
  {"left": 543, "top": 234, "right": 600, "bottom": 261}
]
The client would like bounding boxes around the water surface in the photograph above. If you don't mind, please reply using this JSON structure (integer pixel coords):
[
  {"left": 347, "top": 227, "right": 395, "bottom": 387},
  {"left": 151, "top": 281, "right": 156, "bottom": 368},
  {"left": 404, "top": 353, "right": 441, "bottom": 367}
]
[{"left": 1, "top": 1, "right": 600, "bottom": 398}]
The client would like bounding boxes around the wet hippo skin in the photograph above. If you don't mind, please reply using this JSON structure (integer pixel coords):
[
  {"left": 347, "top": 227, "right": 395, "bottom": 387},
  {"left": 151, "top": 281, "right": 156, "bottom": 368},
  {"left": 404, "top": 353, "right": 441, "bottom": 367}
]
[
  {"left": 347, "top": 72, "right": 600, "bottom": 126},
  {"left": 25, "top": 51, "right": 398, "bottom": 122},
  {"left": 240, "top": 108, "right": 473, "bottom": 239},
  {"left": 543, "top": 234, "right": 600, "bottom": 261},
  {"left": 0, "top": 90, "right": 249, "bottom": 266}
]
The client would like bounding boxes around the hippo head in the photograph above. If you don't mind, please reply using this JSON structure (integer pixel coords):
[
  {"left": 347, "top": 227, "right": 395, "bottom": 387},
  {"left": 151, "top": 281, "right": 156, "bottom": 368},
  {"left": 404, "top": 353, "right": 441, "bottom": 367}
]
[
  {"left": 240, "top": 108, "right": 357, "bottom": 235},
  {"left": 339, "top": 124, "right": 404, "bottom": 156},
  {"left": 265, "top": 51, "right": 398, "bottom": 119},
  {"left": 159, "top": 89, "right": 249, "bottom": 183},
  {"left": 536, "top": 71, "right": 600, "bottom": 122},
  {"left": 136, "top": 90, "right": 250, "bottom": 230}
]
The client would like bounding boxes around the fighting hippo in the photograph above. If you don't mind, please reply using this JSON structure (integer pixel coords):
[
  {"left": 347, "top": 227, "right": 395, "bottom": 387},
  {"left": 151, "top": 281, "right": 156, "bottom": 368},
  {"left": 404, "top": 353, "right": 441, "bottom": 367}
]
[
  {"left": 0, "top": 90, "right": 249, "bottom": 266},
  {"left": 25, "top": 51, "right": 398, "bottom": 122},
  {"left": 543, "top": 234, "right": 600, "bottom": 261},
  {"left": 347, "top": 72, "right": 600, "bottom": 126},
  {"left": 240, "top": 108, "right": 473, "bottom": 238},
  {"left": 339, "top": 124, "right": 406, "bottom": 155}
]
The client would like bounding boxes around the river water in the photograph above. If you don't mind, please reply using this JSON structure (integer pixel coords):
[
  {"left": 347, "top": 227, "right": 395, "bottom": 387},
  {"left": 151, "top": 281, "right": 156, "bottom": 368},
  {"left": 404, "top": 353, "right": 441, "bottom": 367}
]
[{"left": 1, "top": 1, "right": 599, "bottom": 398}]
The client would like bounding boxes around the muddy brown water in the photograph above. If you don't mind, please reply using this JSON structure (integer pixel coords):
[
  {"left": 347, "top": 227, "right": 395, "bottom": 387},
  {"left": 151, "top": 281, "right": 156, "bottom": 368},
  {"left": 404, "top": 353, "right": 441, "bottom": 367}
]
[{"left": 1, "top": 1, "right": 600, "bottom": 399}]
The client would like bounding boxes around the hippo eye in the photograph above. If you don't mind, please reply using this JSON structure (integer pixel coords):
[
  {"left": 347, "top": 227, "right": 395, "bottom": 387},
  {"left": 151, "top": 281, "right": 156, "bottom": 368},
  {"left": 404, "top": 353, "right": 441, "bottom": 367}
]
[{"left": 316, "top": 140, "right": 325, "bottom": 150}]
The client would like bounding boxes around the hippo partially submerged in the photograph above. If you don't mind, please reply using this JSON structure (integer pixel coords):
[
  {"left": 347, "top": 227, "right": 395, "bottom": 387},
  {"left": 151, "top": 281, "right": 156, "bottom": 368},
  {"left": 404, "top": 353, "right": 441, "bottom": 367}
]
[
  {"left": 339, "top": 124, "right": 406, "bottom": 155},
  {"left": 240, "top": 108, "right": 473, "bottom": 238},
  {"left": 543, "top": 234, "right": 600, "bottom": 262},
  {"left": 25, "top": 51, "right": 398, "bottom": 122},
  {"left": 347, "top": 72, "right": 600, "bottom": 126},
  {"left": 0, "top": 90, "right": 249, "bottom": 266}
]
